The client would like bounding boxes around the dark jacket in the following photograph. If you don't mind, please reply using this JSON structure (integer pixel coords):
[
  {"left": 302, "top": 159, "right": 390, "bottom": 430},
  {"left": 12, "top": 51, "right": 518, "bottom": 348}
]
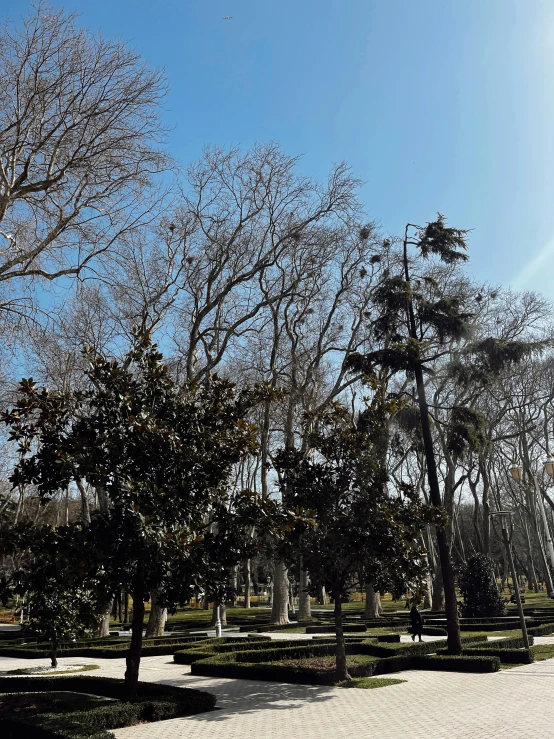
[{"left": 410, "top": 607, "right": 424, "bottom": 629}]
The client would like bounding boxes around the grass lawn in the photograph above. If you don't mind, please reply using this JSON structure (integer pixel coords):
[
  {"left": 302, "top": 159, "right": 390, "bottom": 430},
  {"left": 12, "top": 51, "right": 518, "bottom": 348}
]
[
  {"left": 337, "top": 677, "right": 406, "bottom": 689},
  {"left": 267, "top": 654, "right": 378, "bottom": 670}
]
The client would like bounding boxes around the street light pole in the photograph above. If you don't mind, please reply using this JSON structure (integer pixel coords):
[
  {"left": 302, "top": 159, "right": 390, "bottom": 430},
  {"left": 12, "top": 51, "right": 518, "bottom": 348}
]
[{"left": 490, "top": 511, "right": 529, "bottom": 649}]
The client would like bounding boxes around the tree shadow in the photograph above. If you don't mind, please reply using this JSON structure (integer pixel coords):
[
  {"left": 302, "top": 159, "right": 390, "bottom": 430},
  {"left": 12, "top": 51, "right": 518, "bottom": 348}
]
[{"left": 156, "top": 672, "right": 337, "bottom": 722}]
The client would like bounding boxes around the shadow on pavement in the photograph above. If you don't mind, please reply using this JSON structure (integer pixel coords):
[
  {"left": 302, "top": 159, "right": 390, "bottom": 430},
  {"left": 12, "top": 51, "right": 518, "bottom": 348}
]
[{"left": 155, "top": 672, "right": 336, "bottom": 722}]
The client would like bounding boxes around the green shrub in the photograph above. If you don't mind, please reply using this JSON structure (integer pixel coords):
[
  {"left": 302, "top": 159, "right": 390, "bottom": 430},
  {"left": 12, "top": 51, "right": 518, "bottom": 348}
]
[{"left": 416, "top": 654, "right": 500, "bottom": 672}]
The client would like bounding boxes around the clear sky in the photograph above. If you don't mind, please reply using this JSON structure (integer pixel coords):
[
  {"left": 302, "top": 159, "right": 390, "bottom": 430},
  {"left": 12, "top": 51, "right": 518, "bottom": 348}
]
[{"left": 5, "top": 0, "right": 554, "bottom": 300}]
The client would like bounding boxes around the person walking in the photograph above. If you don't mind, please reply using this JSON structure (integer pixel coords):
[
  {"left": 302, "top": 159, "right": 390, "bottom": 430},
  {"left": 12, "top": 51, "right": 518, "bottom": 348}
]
[{"left": 410, "top": 603, "right": 424, "bottom": 642}]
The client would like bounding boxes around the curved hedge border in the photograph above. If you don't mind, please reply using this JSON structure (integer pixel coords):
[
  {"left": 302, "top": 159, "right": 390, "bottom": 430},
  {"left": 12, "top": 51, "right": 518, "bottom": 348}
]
[
  {"left": 0, "top": 675, "right": 216, "bottom": 739},
  {"left": 186, "top": 634, "right": 497, "bottom": 685}
]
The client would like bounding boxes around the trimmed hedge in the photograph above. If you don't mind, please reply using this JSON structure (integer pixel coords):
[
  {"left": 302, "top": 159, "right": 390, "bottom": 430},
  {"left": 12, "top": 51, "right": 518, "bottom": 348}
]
[
  {"left": 527, "top": 622, "right": 554, "bottom": 637},
  {"left": 0, "top": 675, "right": 216, "bottom": 739},
  {"left": 0, "top": 634, "right": 213, "bottom": 660},
  {"left": 190, "top": 648, "right": 500, "bottom": 684},
  {"left": 305, "top": 624, "right": 367, "bottom": 634},
  {"left": 415, "top": 655, "right": 500, "bottom": 672},
  {"left": 459, "top": 647, "right": 533, "bottom": 664}
]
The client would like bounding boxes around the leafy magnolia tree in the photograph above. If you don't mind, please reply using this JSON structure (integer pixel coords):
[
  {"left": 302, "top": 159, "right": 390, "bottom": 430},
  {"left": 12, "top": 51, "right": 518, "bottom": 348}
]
[
  {"left": 3, "top": 332, "right": 274, "bottom": 697},
  {"left": 347, "top": 215, "right": 539, "bottom": 654},
  {"left": 274, "top": 393, "right": 443, "bottom": 682},
  {"left": 459, "top": 554, "right": 506, "bottom": 618},
  {"left": 0, "top": 522, "right": 110, "bottom": 668}
]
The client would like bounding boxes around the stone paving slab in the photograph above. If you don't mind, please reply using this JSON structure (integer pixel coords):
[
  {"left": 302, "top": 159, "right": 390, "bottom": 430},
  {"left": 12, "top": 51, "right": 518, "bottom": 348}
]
[{"left": 2, "top": 647, "right": 554, "bottom": 738}]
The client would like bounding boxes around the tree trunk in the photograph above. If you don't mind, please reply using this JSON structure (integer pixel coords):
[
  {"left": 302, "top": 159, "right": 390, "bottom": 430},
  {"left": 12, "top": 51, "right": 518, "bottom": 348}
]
[
  {"left": 404, "top": 236, "right": 461, "bottom": 654},
  {"left": 211, "top": 600, "right": 227, "bottom": 626},
  {"left": 98, "top": 601, "right": 113, "bottom": 637},
  {"left": 243, "top": 559, "right": 251, "bottom": 608},
  {"left": 270, "top": 559, "right": 290, "bottom": 625},
  {"left": 333, "top": 588, "right": 350, "bottom": 682},
  {"left": 50, "top": 643, "right": 58, "bottom": 669},
  {"left": 363, "top": 581, "right": 381, "bottom": 618},
  {"left": 231, "top": 565, "right": 238, "bottom": 607},
  {"left": 123, "top": 589, "right": 129, "bottom": 624},
  {"left": 431, "top": 562, "right": 445, "bottom": 611},
  {"left": 297, "top": 556, "right": 311, "bottom": 620},
  {"left": 145, "top": 591, "right": 167, "bottom": 638},
  {"left": 124, "top": 591, "right": 145, "bottom": 700}
]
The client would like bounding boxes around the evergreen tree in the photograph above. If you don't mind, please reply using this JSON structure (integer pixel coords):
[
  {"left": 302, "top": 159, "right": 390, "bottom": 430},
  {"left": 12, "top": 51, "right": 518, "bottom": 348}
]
[{"left": 459, "top": 554, "right": 506, "bottom": 618}]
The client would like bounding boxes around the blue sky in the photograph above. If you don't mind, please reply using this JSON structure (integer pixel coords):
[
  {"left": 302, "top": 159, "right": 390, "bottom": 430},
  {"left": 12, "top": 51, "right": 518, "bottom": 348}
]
[{"left": 6, "top": 0, "right": 554, "bottom": 299}]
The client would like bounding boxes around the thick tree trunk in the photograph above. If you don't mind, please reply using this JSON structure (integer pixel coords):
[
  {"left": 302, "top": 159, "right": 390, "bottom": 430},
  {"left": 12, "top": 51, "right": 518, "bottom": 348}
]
[
  {"left": 431, "top": 562, "right": 445, "bottom": 611},
  {"left": 124, "top": 592, "right": 145, "bottom": 700},
  {"left": 318, "top": 585, "right": 328, "bottom": 605},
  {"left": 98, "top": 602, "right": 113, "bottom": 637},
  {"left": 231, "top": 565, "right": 238, "bottom": 607},
  {"left": 50, "top": 643, "right": 58, "bottom": 668},
  {"left": 333, "top": 588, "right": 350, "bottom": 682},
  {"left": 363, "top": 581, "right": 381, "bottom": 618},
  {"left": 211, "top": 600, "right": 227, "bottom": 626},
  {"left": 145, "top": 592, "right": 167, "bottom": 637},
  {"left": 270, "top": 559, "right": 290, "bottom": 625},
  {"left": 243, "top": 559, "right": 251, "bottom": 608},
  {"left": 297, "top": 557, "right": 311, "bottom": 620},
  {"left": 123, "top": 590, "right": 129, "bottom": 624}
]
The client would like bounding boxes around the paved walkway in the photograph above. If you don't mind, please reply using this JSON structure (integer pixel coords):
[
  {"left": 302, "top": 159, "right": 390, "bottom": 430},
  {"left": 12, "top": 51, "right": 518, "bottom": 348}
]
[{"left": 1, "top": 639, "right": 554, "bottom": 738}]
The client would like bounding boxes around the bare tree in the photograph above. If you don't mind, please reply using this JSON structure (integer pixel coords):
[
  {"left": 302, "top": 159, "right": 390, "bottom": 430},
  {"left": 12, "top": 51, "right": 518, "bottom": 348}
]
[{"left": 0, "top": 2, "right": 167, "bottom": 305}]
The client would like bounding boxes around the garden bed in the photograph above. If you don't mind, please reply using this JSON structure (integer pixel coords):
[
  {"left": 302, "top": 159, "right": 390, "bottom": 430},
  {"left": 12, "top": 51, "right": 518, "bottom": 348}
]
[{"left": 0, "top": 674, "right": 216, "bottom": 739}]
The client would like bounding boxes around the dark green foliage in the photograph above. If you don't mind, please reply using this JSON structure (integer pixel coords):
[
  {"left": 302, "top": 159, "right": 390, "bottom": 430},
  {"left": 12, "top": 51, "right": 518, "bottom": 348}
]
[
  {"left": 417, "top": 297, "right": 472, "bottom": 343},
  {"left": 459, "top": 555, "right": 506, "bottom": 618},
  {"left": 446, "top": 406, "right": 487, "bottom": 458},
  {"left": 450, "top": 337, "right": 546, "bottom": 387},
  {"left": 416, "top": 214, "right": 469, "bottom": 263}
]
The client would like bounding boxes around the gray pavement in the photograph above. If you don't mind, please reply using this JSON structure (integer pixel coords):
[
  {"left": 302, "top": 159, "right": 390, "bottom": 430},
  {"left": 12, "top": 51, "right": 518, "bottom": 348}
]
[{"left": 1, "top": 637, "right": 553, "bottom": 738}]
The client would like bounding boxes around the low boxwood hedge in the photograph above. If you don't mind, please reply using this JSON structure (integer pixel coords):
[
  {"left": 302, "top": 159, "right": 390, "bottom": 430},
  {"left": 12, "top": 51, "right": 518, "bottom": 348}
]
[
  {"left": 189, "top": 647, "right": 500, "bottom": 684},
  {"left": 527, "top": 622, "right": 554, "bottom": 637},
  {"left": 305, "top": 624, "right": 367, "bottom": 634},
  {"left": 0, "top": 634, "right": 213, "bottom": 660},
  {"left": 415, "top": 654, "right": 500, "bottom": 672},
  {"left": 0, "top": 675, "right": 216, "bottom": 739},
  {"left": 458, "top": 648, "right": 533, "bottom": 664}
]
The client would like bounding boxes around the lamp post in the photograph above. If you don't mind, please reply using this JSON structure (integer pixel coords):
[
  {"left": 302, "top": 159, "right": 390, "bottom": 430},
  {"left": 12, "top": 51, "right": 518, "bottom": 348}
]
[{"left": 490, "top": 511, "right": 530, "bottom": 649}]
